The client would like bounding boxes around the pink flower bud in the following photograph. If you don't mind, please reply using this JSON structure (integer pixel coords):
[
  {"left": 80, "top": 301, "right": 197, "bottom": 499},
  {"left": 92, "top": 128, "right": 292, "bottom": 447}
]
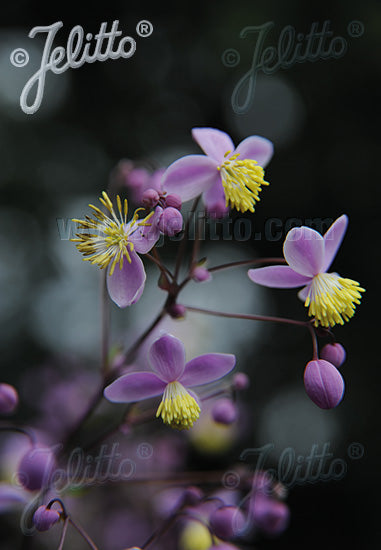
[
  {"left": 232, "top": 373, "right": 250, "bottom": 390},
  {"left": 304, "top": 359, "right": 345, "bottom": 409},
  {"left": 0, "top": 383, "right": 19, "bottom": 414},
  {"left": 33, "top": 505, "right": 60, "bottom": 531},
  {"left": 159, "top": 207, "right": 183, "bottom": 236},
  {"left": 212, "top": 399, "right": 237, "bottom": 425},
  {"left": 206, "top": 200, "right": 229, "bottom": 219},
  {"left": 320, "top": 343, "right": 346, "bottom": 367},
  {"left": 192, "top": 266, "right": 212, "bottom": 283},
  {"left": 167, "top": 303, "right": 186, "bottom": 319},
  {"left": 210, "top": 506, "right": 245, "bottom": 539},
  {"left": 183, "top": 486, "right": 203, "bottom": 506},
  {"left": 142, "top": 188, "right": 160, "bottom": 208},
  {"left": 250, "top": 495, "right": 290, "bottom": 535},
  {"left": 164, "top": 193, "right": 182, "bottom": 210},
  {"left": 17, "top": 447, "right": 56, "bottom": 491}
]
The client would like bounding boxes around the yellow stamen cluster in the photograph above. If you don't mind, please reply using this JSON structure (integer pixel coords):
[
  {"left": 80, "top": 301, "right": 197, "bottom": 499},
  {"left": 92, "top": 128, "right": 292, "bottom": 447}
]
[
  {"left": 305, "top": 273, "right": 365, "bottom": 327},
  {"left": 71, "top": 192, "right": 153, "bottom": 275},
  {"left": 218, "top": 151, "right": 269, "bottom": 213},
  {"left": 156, "top": 381, "right": 201, "bottom": 430}
]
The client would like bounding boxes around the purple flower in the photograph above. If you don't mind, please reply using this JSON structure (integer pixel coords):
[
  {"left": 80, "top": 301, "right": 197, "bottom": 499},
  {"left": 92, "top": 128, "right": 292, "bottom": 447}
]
[
  {"left": 162, "top": 127, "right": 273, "bottom": 214},
  {"left": 104, "top": 333, "right": 236, "bottom": 429},
  {"left": 211, "top": 399, "right": 238, "bottom": 425},
  {"left": 0, "top": 383, "right": 19, "bottom": 414},
  {"left": 248, "top": 215, "right": 365, "bottom": 327},
  {"left": 72, "top": 192, "right": 160, "bottom": 308},
  {"left": 304, "top": 359, "right": 345, "bottom": 409}
]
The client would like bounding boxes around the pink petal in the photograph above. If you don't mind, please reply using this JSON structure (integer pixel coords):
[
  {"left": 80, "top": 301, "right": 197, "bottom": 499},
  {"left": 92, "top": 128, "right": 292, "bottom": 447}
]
[
  {"left": 128, "top": 209, "right": 161, "bottom": 254},
  {"left": 179, "top": 353, "right": 236, "bottom": 387},
  {"left": 298, "top": 284, "right": 310, "bottom": 302},
  {"left": 202, "top": 178, "right": 225, "bottom": 206},
  {"left": 322, "top": 215, "right": 348, "bottom": 272},
  {"left": 234, "top": 136, "right": 274, "bottom": 167},
  {"left": 149, "top": 334, "right": 186, "bottom": 382},
  {"left": 107, "top": 250, "right": 146, "bottom": 308},
  {"left": 283, "top": 227, "right": 325, "bottom": 277},
  {"left": 162, "top": 155, "right": 219, "bottom": 202},
  {"left": 104, "top": 372, "right": 166, "bottom": 402},
  {"left": 248, "top": 266, "right": 311, "bottom": 288},
  {"left": 191, "top": 127, "right": 234, "bottom": 162}
]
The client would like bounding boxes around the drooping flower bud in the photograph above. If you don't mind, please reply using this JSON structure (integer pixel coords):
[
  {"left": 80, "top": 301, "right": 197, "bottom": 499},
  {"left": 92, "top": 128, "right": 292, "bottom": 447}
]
[
  {"left": 206, "top": 200, "right": 229, "bottom": 219},
  {"left": 250, "top": 494, "right": 290, "bottom": 535},
  {"left": 0, "top": 383, "right": 19, "bottom": 414},
  {"left": 210, "top": 506, "right": 245, "bottom": 540},
  {"left": 192, "top": 266, "right": 212, "bottom": 283},
  {"left": 167, "top": 303, "right": 186, "bottom": 319},
  {"left": 320, "top": 343, "right": 346, "bottom": 367},
  {"left": 212, "top": 399, "right": 237, "bottom": 425},
  {"left": 182, "top": 486, "right": 204, "bottom": 506},
  {"left": 159, "top": 207, "right": 183, "bottom": 236},
  {"left": 232, "top": 373, "right": 250, "bottom": 390},
  {"left": 33, "top": 505, "right": 60, "bottom": 531},
  {"left": 304, "top": 359, "right": 345, "bottom": 409},
  {"left": 17, "top": 447, "right": 56, "bottom": 491},
  {"left": 142, "top": 188, "right": 160, "bottom": 209},
  {"left": 164, "top": 193, "right": 182, "bottom": 210}
]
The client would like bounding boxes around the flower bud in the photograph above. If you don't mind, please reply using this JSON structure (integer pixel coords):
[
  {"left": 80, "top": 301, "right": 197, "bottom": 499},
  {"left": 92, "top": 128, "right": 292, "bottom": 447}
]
[
  {"left": 141, "top": 188, "right": 160, "bottom": 209},
  {"left": 0, "top": 383, "right": 19, "bottom": 414},
  {"left": 232, "top": 373, "right": 250, "bottom": 391},
  {"left": 183, "top": 486, "right": 203, "bottom": 506},
  {"left": 164, "top": 193, "right": 182, "bottom": 210},
  {"left": 212, "top": 399, "right": 237, "bottom": 425},
  {"left": 33, "top": 505, "right": 60, "bottom": 531},
  {"left": 159, "top": 207, "right": 183, "bottom": 236},
  {"left": 17, "top": 447, "right": 56, "bottom": 491},
  {"left": 320, "top": 343, "right": 346, "bottom": 367},
  {"left": 167, "top": 303, "right": 186, "bottom": 319},
  {"left": 210, "top": 506, "right": 245, "bottom": 540},
  {"left": 206, "top": 200, "right": 229, "bottom": 219},
  {"left": 250, "top": 495, "right": 290, "bottom": 535},
  {"left": 192, "top": 266, "right": 212, "bottom": 283},
  {"left": 304, "top": 359, "right": 345, "bottom": 409}
]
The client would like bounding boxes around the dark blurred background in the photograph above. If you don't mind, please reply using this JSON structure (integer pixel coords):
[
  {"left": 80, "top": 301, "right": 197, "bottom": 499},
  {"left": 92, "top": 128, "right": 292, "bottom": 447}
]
[{"left": 0, "top": 0, "right": 380, "bottom": 548}]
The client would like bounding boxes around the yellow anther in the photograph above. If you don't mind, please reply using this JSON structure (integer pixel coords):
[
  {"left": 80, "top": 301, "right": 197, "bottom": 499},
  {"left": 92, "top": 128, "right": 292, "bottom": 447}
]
[
  {"left": 156, "top": 381, "right": 200, "bottom": 430},
  {"left": 305, "top": 273, "right": 365, "bottom": 327}
]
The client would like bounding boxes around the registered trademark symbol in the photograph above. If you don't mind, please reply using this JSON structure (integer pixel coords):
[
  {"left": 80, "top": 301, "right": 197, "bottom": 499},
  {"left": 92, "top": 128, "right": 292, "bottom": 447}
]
[
  {"left": 347, "top": 442, "right": 364, "bottom": 460},
  {"left": 136, "top": 20, "right": 153, "bottom": 38},
  {"left": 137, "top": 442, "right": 153, "bottom": 459},
  {"left": 347, "top": 20, "right": 364, "bottom": 38}
]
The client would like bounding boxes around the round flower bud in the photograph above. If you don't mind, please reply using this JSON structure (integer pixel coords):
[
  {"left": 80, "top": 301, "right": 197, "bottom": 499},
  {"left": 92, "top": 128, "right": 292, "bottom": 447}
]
[
  {"left": 33, "top": 505, "right": 60, "bottom": 531},
  {"left": 183, "top": 486, "right": 203, "bottom": 506},
  {"left": 206, "top": 200, "right": 229, "bottom": 219},
  {"left": 192, "top": 266, "right": 212, "bottom": 283},
  {"left": 210, "top": 506, "right": 245, "bottom": 540},
  {"left": 212, "top": 399, "right": 237, "bottom": 425},
  {"left": 251, "top": 495, "right": 290, "bottom": 535},
  {"left": 164, "top": 193, "right": 182, "bottom": 210},
  {"left": 180, "top": 520, "right": 213, "bottom": 550},
  {"left": 320, "top": 343, "right": 346, "bottom": 367},
  {"left": 17, "top": 447, "right": 55, "bottom": 491},
  {"left": 141, "top": 188, "right": 160, "bottom": 209},
  {"left": 232, "top": 373, "right": 250, "bottom": 391},
  {"left": 0, "top": 383, "right": 19, "bottom": 414},
  {"left": 167, "top": 303, "right": 186, "bottom": 319},
  {"left": 304, "top": 360, "right": 345, "bottom": 409},
  {"left": 159, "top": 207, "right": 183, "bottom": 236}
]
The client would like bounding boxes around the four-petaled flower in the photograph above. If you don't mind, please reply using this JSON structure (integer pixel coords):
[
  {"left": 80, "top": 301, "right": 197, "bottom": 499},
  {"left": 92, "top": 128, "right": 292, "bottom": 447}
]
[
  {"left": 162, "top": 127, "right": 273, "bottom": 214},
  {"left": 248, "top": 215, "right": 365, "bottom": 327},
  {"left": 72, "top": 191, "right": 160, "bottom": 308},
  {"left": 104, "top": 334, "right": 236, "bottom": 430}
]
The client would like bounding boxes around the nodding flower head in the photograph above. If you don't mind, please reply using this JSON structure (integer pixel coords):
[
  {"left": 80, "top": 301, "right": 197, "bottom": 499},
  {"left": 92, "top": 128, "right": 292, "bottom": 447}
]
[{"left": 104, "top": 333, "right": 236, "bottom": 430}]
